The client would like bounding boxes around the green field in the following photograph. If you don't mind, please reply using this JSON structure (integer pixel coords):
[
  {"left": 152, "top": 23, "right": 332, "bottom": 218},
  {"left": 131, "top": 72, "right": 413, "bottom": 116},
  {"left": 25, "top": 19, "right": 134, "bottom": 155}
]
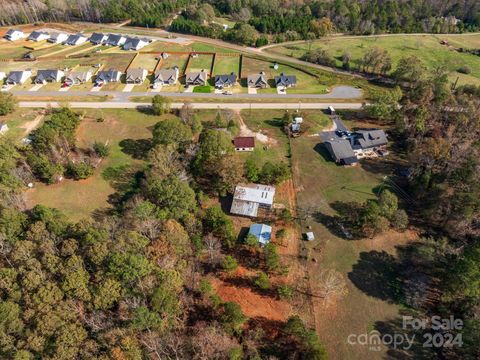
[
  {"left": 213, "top": 55, "right": 241, "bottom": 76},
  {"left": 188, "top": 54, "right": 213, "bottom": 73},
  {"left": 268, "top": 33, "right": 480, "bottom": 85},
  {"left": 26, "top": 109, "right": 173, "bottom": 220}
]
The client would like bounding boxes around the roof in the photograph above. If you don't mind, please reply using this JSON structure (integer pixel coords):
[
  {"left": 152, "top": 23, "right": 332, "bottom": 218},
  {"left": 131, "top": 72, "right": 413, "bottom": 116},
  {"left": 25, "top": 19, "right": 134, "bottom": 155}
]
[
  {"left": 96, "top": 69, "right": 121, "bottom": 82},
  {"left": 355, "top": 130, "right": 388, "bottom": 149},
  {"left": 6, "top": 29, "right": 22, "bottom": 35},
  {"left": 249, "top": 224, "right": 272, "bottom": 245},
  {"left": 66, "top": 34, "right": 85, "bottom": 44},
  {"left": 185, "top": 71, "right": 207, "bottom": 84},
  {"left": 324, "top": 138, "right": 357, "bottom": 163},
  {"left": 48, "top": 32, "right": 67, "bottom": 41},
  {"left": 306, "top": 232, "right": 315, "bottom": 241},
  {"left": 154, "top": 68, "right": 178, "bottom": 83},
  {"left": 106, "top": 34, "right": 125, "bottom": 45},
  {"left": 36, "top": 69, "right": 62, "bottom": 82},
  {"left": 6, "top": 70, "right": 31, "bottom": 83},
  {"left": 66, "top": 70, "right": 91, "bottom": 83},
  {"left": 90, "top": 32, "right": 107, "bottom": 43},
  {"left": 233, "top": 136, "right": 255, "bottom": 148},
  {"left": 123, "top": 37, "right": 149, "bottom": 49},
  {"left": 275, "top": 73, "right": 296, "bottom": 87},
  {"left": 233, "top": 184, "right": 275, "bottom": 206},
  {"left": 247, "top": 72, "right": 267, "bottom": 87},
  {"left": 215, "top": 73, "right": 237, "bottom": 86},
  {"left": 126, "top": 68, "right": 147, "bottom": 81},
  {"left": 28, "top": 31, "right": 49, "bottom": 40}
]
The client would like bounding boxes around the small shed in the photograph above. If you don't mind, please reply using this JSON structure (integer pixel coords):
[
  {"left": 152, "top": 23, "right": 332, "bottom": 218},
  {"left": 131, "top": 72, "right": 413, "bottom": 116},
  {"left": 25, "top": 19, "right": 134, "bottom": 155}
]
[
  {"left": 233, "top": 136, "right": 255, "bottom": 151},
  {"left": 249, "top": 224, "right": 272, "bottom": 246},
  {"left": 305, "top": 232, "right": 315, "bottom": 241}
]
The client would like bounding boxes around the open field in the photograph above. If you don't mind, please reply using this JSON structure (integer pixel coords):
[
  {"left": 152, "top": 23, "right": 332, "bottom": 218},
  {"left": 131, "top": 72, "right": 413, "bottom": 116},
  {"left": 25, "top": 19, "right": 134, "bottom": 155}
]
[
  {"left": 289, "top": 114, "right": 415, "bottom": 359},
  {"left": 25, "top": 109, "right": 170, "bottom": 220},
  {"left": 187, "top": 54, "right": 214, "bottom": 73},
  {"left": 0, "top": 108, "right": 42, "bottom": 141},
  {"left": 268, "top": 33, "right": 480, "bottom": 85},
  {"left": 213, "top": 55, "right": 241, "bottom": 76},
  {"left": 130, "top": 53, "right": 159, "bottom": 71}
]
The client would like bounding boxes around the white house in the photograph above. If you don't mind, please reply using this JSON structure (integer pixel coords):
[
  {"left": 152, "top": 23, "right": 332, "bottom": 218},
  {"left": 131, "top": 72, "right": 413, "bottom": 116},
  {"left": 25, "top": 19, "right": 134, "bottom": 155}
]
[
  {"left": 4, "top": 29, "right": 25, "bottom": 41},
  {"left": 65, "top": 34, "right": 88, "bottom": 46},
  {"left": 230, "top": 183, "right": 276, "bottom": 217},
  {"left": 6, "top": 70, "right": 32, "bottom": 85},
  {"left": 34, "top": 69, "right": 64, "bottom": 84},
  {"left": 28, "top": 31, "right": 50, "bottom": 42},
  {"left": 48, "top": 32, "right": 69, "bottom": 44},
  {"left": 123, "top": 37, "right": 150, "bottom": 51}
]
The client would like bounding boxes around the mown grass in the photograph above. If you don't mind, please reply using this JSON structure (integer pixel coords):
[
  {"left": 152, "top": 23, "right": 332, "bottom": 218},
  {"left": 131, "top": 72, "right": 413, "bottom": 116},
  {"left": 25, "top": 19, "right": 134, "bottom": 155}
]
[{"left": 268, "top": 33, "right": 480, "bottom": 85}]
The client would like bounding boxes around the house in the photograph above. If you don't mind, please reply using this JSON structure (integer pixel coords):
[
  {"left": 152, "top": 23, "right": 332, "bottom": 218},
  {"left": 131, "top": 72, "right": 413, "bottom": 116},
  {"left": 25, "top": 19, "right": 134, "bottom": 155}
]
[
  {"left": 28, "top": 31, "right": 50, "bottom": 42},
  {"left": 64, "top": 70, "right": 93, "bottom": 86},
  {"left": 324, "top": 138, "right": 358, "bottom": 166},
  {"left": 65, "top": 34, "right": 87, "bottom": 46},
  {"left": 35, "top": 69, "right": 64, "bottom": 84},
  {"left": 48, "top": 32, "right": 69, "bottom": 44},
  {"left": 274, "top": 73, "right": 296, "bottom": 88},
  {"left": 185, "top": 70, "right": 207, "bottom": 86},
  {"left": 0, "top": 121, "right": 8, "bottom": 135},
  {"left": 89, "top": 32, "right": 108, "bottom": 45},
  {"left": 0, "top": 72, "right": 5, "bottom": 81},
  {"left": 123, "top": 37, "right": 150, "bottom": 51},
  {"left": 249, "top": 224, "right": 272, "bottom": 246},
  {"left": 105, "top": 34, "right": 127, "bottom": 47},
  {"left": 6, "top": 70, "right": 32, "bottom": 85},
  {"left": 230, "top": 183, "right": 276, "bottom": 217},
  {"left": 95, "top": 69, "right": 121, "bottom": 85},
  {"left": 247, "top": 72, "right": 268, "bottom": 88},
  {"left": 4, "top": 29, "right": 25, "bottom": 41},
  {"left": 233, "top": 137, "right": 255, "bottom": 151},
  {"left": 153, "top": 67, "right": 179, "bottom": 87},
  {"left": 125, "top": 68, "right": 147, "bottom": 84},
  {"left": 353, "top": 130, "right": 388, "bottom": 151},
  {"left": 214, "top": 72, "right": 237, "bottom": 89}
]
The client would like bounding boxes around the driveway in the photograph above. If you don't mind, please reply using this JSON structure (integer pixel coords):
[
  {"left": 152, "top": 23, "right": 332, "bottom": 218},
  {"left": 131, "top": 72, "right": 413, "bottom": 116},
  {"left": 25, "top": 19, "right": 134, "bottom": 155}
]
[
  {"left": 183, "top": 85, "right": 194, "bottom": 93},
  {"left": 1, "top": 84, "right": 15, "bottom": 92},
  {"left": 150, "top": 85, "right": 162, "bottom": 93},
  {"left": 59, "top": 86, "right": 70, "bottom": 92},
  {"left": 122, "top": 84, "right": 135, "bottom": 92},
  {"left": 90, "top": 86, "right": 102, "bottom": 92},
  {"left": 29, "top": 84, "right": 44, "bottom": 92},
  {"left": 247, "top": 87, "right": 257, "bottom": 94},
  {"left": 277, "top": 86, "right": 286, "bottom": 95}
]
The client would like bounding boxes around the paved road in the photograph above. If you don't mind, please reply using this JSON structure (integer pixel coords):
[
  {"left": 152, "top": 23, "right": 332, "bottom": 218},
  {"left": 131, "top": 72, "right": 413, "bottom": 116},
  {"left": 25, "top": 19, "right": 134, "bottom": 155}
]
[
  {"left": 18, "top": 101, "right": 364, "bottom": 110},
  {"left": 10, "top": 86, "right": 362, "bottom": 101}
]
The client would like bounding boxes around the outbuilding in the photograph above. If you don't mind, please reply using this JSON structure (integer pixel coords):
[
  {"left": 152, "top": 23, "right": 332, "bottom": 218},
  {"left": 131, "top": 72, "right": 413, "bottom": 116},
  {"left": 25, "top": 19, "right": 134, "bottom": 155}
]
[
  {"left": 233, "top": 136, "right": 255, "bottom": 151},
  {"left": 249, "top": 224, "right": 272, "bottom": 246}
]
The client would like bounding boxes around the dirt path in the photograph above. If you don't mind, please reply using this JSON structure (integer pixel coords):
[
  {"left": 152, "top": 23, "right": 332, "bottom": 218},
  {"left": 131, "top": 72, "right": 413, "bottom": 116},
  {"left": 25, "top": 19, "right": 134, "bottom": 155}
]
[
  {"left": 20, "top": 113, "right": 44, "bottom": 135},
  {"left": 235, "top": 110, "right": 277, "bottom": 145}
]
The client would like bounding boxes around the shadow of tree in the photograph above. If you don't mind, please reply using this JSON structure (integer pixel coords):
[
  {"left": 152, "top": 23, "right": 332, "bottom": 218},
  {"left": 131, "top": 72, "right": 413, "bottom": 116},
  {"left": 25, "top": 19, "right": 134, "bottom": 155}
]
[
  {"left": 102, "top": 164, "right": 144, "bottom": 206},
  {"left": 348, "top": 250, "right": 404, "bottom": 303},
  {"left": 119, "top": 138, "right": 153, "bottom": 159}
]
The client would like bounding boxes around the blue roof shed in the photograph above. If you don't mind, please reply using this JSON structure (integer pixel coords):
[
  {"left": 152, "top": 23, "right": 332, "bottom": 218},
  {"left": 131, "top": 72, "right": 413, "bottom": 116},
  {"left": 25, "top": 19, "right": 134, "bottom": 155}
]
[{"left": 249, "top": 224, "right": 272, "bottom": 246}]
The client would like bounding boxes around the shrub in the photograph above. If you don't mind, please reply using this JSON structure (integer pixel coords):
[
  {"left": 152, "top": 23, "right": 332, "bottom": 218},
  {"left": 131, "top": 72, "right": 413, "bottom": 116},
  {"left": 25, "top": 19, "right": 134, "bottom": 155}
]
[
  {"left": 277, "top": 284, "right": 293, "bottom": 299},
  {"left": 0, "top": 92, "right": 17, "bottom": 116},
  {"left": 254, "top": 272, "right": 271, "bottom": 290},
  {"left": 151, "top": 95, "right": 171, "bottom": 115},
  {"left": 222, "top": 255, "right": 238, "bottom": 273},
  {"left": 264, "top": 243, "right": 280, "bottom": 272},
  {"left": 66, "top": 161, "right": 94, "bottom": 180},
  {"left": 392, "top": 209, "right": 409, "bottom": 231},
  {"left": 93, "top": 142, "right": 110, "bottom": 157},
  {"left": 244, "top": 233, "right": 259, "bottom": 247},
  {"left": 457, "top": 66, "right": 472, "bottom": 74}
]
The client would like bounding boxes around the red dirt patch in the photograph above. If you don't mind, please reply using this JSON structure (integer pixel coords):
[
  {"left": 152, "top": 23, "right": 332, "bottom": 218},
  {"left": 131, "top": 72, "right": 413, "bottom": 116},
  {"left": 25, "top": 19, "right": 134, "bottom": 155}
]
[{"left": 211, "top": 271, "right": 292, "bottom": 322}]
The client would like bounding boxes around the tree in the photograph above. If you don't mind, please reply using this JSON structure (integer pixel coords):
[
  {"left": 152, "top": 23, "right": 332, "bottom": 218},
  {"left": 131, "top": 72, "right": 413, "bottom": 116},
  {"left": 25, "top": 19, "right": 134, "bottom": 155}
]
[
  {"left": 220, "top": 302, "right": 247, "bottom": 335},
  {"left": 284, "top": 316, "right": 328, "bottom": 359},
  {"left": 203, "top": 205, "right": 236, "bottom": 247},
  {"left": 0, "top": 92, "right": 17, "bottom": 116},
  {"left": 222, "top": 255, "right": 238, "bottom": 273},
  {"left": 151, "top": 95, "right": 171, "bottom": 115},
  {"left": 392, "top": 209, "right": 409, "bottom": 231},
  {"left": 253, "top": 272, "right": 270, "bottom": 290},
  {"left": 264, "top": 243, "right": 280, "bottom": 272},
  {"left": 244, "top": 233, "right": 259, "bottom": 248},
  {"left": 152, "top": 118, "right": 192, "bottom": 149},
  {"left": 108, "top": 253, "right": 152, "bottom": 284},
  {"left": 93, "top": 278, "right": 123, "bottom": 310},
  {"left": 364, "top": 86, "right": 402, "bottom": 120},
  {"left": 314, "top": 269, "right": 348, "bottom": 305},
  {"left": 378, "top": 189, "right": 398, "bottom": 219}
]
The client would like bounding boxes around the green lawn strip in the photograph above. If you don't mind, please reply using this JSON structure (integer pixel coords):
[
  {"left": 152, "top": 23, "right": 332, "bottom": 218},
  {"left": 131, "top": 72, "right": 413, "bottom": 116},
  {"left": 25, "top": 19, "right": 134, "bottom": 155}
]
[{"left": 193, "top": 85, "right": 213, "bottom": 93}]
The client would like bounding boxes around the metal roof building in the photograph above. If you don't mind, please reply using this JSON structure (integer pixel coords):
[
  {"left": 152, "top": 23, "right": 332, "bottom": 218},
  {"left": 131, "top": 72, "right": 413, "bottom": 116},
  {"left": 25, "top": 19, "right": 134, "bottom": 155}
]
[
  {"left": 230, "top": 184, "right": 275, "bottom": 217},
  {"left": 249, "top": 224, "right": 272, "bottom": 246}
]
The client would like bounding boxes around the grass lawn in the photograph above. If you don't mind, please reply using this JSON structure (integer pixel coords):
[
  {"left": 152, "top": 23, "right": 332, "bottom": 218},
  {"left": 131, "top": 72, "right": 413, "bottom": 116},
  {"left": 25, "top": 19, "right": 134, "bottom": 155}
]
[
  {"left": 213, "top": 55, "right": 241, "bottom": 76},
  {"left": 130, "top": 53, "right": 159, "bottom": 71},
  {"left": 188, "top": 54, "right": 214, "bottom": 73},
  {"left": 290, "top": 127, "right": 414, "bottom": 359},
  {"left": 26, "top": 109, "right": 174, "bottom": 221},
  {"left": 268, "top": 33, "right": 480, "bottom": 85},
  {"left": 193, "top": 85, "right": 212, "bottom": 93},
  {"left": 159, "top": 53, "right": 189, "bottom": 74},
  {"left": 0, "top": 108, "right": 42, "bottom": 142}
]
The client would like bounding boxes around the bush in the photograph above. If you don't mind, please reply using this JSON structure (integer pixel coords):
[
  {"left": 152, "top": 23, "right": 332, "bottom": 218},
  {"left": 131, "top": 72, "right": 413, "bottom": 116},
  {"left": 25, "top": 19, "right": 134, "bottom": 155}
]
[
  {"left": 151, "top": 95, "right": 171, "bottom": 115},
  {"left": 93, "top": 142, "right": 110, "bottom": 157},
  {"left": 277, "top": 284, "right": 293, "bottom": 299},
  {"left": 457, "top": 66, "right": 472, "bottom": 74},
  {"left": 244, "top": 233, "right": 259, "bottom": 247},
  {"left": 264, "top": 243, "right": 280, "bottom": 272},
  {"left": 0, "top": 92, "right": 17, "bottom": 116},
  {"left": 27, "top": 153, "right": 64, "bottom": 184},
  {"left": 253, "top": 272, "right": 271, "bottom": 290},
  {"left": 66, "top": 161, "right": 94, "bottom": 180},
  {"left": 222, "top": 255, "right": 238, "bottom": 273},
  {"left": 392, "top": 209, "right": 409, "bottom": 231}
]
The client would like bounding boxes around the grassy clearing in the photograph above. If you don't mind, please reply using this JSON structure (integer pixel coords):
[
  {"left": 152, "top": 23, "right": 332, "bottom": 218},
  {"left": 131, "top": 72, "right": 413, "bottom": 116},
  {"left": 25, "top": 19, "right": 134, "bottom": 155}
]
[
  {"left": 268, "top": 33, "right": 480, "bottom": 85},
  {"left": 213, "top": 55, "right": 241, "bottom": 76},
  {"left": 130, "top": 53, "right": 159, "bottom": 71},
  {"left": 26, "top": 109, "right": 171, "bottom": 221},
  {"left": 188, "top": 54, "right": 213, "bottom": 73},
  {"left": 0, "top": 108, "right": 42, "bottom": 142}
]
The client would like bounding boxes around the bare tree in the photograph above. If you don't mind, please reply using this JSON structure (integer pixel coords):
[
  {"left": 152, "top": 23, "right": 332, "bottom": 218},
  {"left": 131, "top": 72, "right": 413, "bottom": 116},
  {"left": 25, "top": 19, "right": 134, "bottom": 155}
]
[
  {"left": 204, "top": 234, "right": 221, "bottom": 265},
  {"left": 314, "top": 268, "right": 348, "bottom": 305}
]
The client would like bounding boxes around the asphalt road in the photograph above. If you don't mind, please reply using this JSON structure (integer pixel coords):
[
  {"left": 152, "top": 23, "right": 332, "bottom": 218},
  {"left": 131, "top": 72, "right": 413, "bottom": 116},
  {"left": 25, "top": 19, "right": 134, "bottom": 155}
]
[
  {"left": 18, "top": 101, "right": 364, "bottom": 110},
  {"left": 10, "top": 86, "right": 362, "bottom": 101}
]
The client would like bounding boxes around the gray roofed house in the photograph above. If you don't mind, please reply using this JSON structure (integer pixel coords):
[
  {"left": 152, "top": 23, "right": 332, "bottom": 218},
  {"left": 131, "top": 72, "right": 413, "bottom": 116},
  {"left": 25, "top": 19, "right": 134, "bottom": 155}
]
[
  {"left": 65, "top": 33, "right": 87, "bottom": 46},
  {"left": 123, "top": 37, "right": 150, "bottom": 51},
  {"left": 95, "top": 69, "right": 121, "bottom": 85},
  {"left": 89, "top": 32, "right": 108, "bottom": 45},
  {"left": 28, "top": 31, "right": 50, "bottom": 42},
  {"left": 247, "top": 72, "right": 268, "bottom": 88},
  {"left": 215, "top": 72, "right": 237, "bottom": 88},
  {"left": 324, "top": 138, "right": 358, "bottom": 165},
  {"left": 153, "top": 67, "right": 179, "bottom": 87},
  {"left": 354, "top": 130, "right": 388, "bottom": 150},
  {"left": 185, "top": 70, "right": 207, "bottom": 86},
  {"left": 105, "top": 34, "right": 127, "bottom": 46},
  {"left": 230, "top": 184, "right": 276, "bottom": 217},
  {"left": 65, "top": 70, "right": 92, "bottom": 86},
  {"left": 125, "top": 68, "right": 147, "bottom": 84},
  {"left": 48, "top": 32, "right": 68, "bottom": 44},
  {"left": 5, "top": 29, "right": 25, "bottom": 41},
  {"left": 35, "top": 69, "right": 64, "bottom": 84},
  {"left": 274, "top": 73, "right": 296, "bottom": 88},
  {"left": 6, "top": 70, "right": 32, "bottom": 85}
]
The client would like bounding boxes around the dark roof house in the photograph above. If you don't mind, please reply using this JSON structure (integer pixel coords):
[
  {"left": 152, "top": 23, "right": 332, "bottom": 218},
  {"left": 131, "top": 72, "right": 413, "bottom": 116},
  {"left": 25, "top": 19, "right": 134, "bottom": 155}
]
[
  {"left": 89, "top": 32, "right": 108, "bottom": 45},
  {"left": 274, "top": 73, "right": 296, "bottom": 87},
  {"left": 95, "top": 69, "right": 121, "bottom": 85},
  {"left": 105, "top": 34, "right": 126, "bottom": 46},
  {"left": 6, "top": 70, "right": 32, "bottom": 85},
  {"left": 28, "top": 31, "right": 49, "bottom": 42},
  {"left": 185, "top": 70, "right": 207, "bottom": 86},
  {"left": 48, "top": 32, "right": 68, "bottom": 43},
  {"left": 324, "top": 138, "right": 358, "bottom": 165},
  {"left": 123, "top": 37, "right": 149, "bottom": 51},
  {"left": 65, "top": 33, "right": 87, "bottom": 45},
  {"left": 35, "top": 69, "right": 64, "bottom": 84},
  {"left": 233, "top": 137, "right": 255, "bottom": 151},
  {"left": 125, "top": 68, "right": 147, "bottom": 84},
  {"left": 4, "top": 29, "right": 24, "bottom": 41},
  {"left": 247, "top": 72, "right": 268, "bottom": 88},
  {"left": 215, "top": 73, "right": 237, "bottom": 88},
  {"left": 354, "top": 130, "right": 388, "bottom": 150}
]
